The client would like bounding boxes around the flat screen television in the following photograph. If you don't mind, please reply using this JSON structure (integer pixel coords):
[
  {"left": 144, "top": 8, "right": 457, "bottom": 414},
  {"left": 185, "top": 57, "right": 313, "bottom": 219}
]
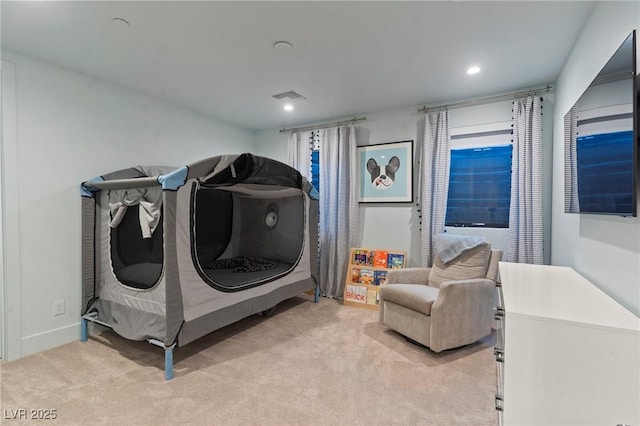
[{"left": 564, "top": 30, "right": 637, "bottom": 217}]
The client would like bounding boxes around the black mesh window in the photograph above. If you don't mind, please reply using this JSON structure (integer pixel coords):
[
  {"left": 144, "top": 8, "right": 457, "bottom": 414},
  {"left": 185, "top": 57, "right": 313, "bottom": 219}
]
[
  {"left": 192, "top": 186, "right": 305, "bottom": 292},
  {"left": 194, "top": 188, "right": 233, "bottom": 266},
  {"left": 110, "top": 204, "right": 163, "bottom": 289}
]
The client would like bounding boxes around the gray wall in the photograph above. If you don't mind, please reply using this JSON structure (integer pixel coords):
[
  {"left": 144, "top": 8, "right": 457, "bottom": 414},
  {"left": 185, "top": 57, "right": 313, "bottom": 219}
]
[
  {"left": 552, "top": 1, "right": 640, "bottom": 316},
  {"left": 0, "top": 51, "right": 256, "bottom": 359}
]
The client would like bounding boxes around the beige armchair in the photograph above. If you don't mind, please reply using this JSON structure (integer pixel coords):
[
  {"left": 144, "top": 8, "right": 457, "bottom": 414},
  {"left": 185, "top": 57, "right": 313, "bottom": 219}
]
[{"left": 379, "top": 244, "right": 502, "bottom": 353}]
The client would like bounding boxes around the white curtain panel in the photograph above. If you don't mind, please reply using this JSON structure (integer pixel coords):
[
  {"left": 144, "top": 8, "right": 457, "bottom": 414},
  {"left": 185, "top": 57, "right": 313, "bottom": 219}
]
[
  {"left": 564, "top": 106, "right": 579, "bottom": 213},
  {"left": 419, "top": 110, "right": 451, "bottom": 266},
  {"left": 508, "top": 96, "right": 543, "bottom": 264},
  {"left": 286, "top": 131, "right": 312, "bottom": 180},
  {"left": 318, "top": 125, "right": 358, "bottom": 298}
]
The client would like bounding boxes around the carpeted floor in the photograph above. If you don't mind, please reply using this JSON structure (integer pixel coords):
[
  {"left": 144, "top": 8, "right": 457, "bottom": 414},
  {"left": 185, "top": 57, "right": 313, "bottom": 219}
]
[{"left": 0, "top": 297, "right": 498, "bottom": 425}]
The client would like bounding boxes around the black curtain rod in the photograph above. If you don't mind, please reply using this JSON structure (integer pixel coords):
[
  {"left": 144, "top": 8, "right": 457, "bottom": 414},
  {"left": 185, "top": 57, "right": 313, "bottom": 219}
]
[
  {"left": 279, "top": 116, "right": 366, "bottom": 134},
  {"left": 418, "top": 85, "right": 554, "bottom": 113}
]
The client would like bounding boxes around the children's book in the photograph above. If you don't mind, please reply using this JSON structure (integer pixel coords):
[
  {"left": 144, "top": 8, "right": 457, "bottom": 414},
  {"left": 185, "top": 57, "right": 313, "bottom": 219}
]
[
  {"left": 373, "top": 250, "right": 388, "bottom": 268},
  {"left": 353, "top": 249, "right": 370, "bottom": 266},
  {"left": 351, "top": 268, "right": 361, "bottom": 283},
  {"left": 359, "top": 268, "right": 374, "bottom": 285},
  {"left": 387, "top": 253, "right": 405, "bottom": 269},
  {"left": 344, "top": 285, "right": 367, "bottom": 304},
  {"left": 373, "top": 270, "right": 387, "bottom": 286},
  {"left": 366, "top": 289, "right": 377, "bottom": 305}
]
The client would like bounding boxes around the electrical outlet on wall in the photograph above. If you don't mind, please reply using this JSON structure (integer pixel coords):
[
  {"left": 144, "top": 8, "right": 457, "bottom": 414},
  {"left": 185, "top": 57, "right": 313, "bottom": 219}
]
[{"left": 53, "top": 300, "right": 65, "bottom": 316}]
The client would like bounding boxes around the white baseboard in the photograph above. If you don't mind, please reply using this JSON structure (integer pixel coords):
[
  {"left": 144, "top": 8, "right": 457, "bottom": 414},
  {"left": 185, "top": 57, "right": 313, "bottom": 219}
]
[{"left": 20, "top": 322, "right": 80, "bottom": 358}]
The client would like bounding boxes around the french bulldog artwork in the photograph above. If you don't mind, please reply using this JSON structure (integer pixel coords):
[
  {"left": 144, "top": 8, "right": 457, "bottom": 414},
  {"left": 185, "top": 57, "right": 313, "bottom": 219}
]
[{"left": 366, "top": 156, "right": 400, "bottom": 190}]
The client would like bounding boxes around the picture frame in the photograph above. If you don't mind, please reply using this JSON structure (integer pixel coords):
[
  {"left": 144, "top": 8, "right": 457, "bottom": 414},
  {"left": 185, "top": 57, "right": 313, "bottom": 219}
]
[{"left": 357, "top": 140, "right": 413, "bottom": 203}]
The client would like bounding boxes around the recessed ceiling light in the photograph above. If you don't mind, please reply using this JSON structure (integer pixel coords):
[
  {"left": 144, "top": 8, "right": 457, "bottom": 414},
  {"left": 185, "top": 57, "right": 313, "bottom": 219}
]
[
  {"left": 113, "top": 17, "right": 130, "bottom": 27},
  {"left": 283, "top": 104, "right": 294, "bottom": 111},
  {"left": 467, "top": 66, "right": 481, "bottom": 75}
]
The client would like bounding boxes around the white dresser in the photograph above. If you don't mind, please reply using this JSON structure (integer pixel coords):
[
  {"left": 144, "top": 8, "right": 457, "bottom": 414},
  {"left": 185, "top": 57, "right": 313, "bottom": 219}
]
[{"left": 496, "top": 262, "right": 640, "bottom": 426}]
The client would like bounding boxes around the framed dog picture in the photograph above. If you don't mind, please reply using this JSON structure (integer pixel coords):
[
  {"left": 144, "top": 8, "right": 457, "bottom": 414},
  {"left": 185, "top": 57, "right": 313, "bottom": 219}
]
[{"left": 357, "top": 140, "right": 413, "bottom": 203}]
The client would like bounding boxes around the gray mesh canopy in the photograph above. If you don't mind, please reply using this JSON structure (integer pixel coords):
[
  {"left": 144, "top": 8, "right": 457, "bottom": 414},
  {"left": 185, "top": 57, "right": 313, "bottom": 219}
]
[{"left": 81, "top": 153, "right": 319, "bottom": 348}]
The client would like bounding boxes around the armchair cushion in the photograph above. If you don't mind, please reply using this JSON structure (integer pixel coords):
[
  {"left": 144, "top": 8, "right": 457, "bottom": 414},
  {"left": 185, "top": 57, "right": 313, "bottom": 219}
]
[
  {"left": 380, "top": 284, "right": 439, "bottom": 315},
  {"left": 429, "top": 243, "right": 491, "bottom": 288}
]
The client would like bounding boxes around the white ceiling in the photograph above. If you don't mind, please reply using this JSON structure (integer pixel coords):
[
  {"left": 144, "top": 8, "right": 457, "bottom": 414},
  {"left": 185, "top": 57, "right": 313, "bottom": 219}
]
[{"left": 1, "top": 1, "right": 595, "bottom": 131}]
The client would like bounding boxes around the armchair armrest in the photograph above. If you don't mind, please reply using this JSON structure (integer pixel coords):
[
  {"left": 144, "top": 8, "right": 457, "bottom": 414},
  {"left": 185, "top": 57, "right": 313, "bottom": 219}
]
[
  {"left": 429, "top": 278, "right": 496, "bottom": 352},
  {"left": 435, "top": 277, "right": 495, "bottom": 299},
  {"left": 385, "top": 267, "right": 431, "bottom": 285}
]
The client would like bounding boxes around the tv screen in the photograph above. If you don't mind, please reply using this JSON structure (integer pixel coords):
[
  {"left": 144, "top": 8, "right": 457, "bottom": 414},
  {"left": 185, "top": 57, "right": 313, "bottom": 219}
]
[{"left": 564, "top": 30, "right": 637, "bottom": 216}]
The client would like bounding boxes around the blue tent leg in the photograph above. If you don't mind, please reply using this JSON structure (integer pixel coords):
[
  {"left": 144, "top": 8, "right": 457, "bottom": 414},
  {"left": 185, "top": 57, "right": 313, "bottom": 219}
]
[
  {"left": 314, "top": 285, "right": 320, "bottom": 303},
  {"left": 80, "top": 317, "right": 88, "bottom": 342},
  {"left": 164, "top": 347, "right": 174, "bottom": 381}
]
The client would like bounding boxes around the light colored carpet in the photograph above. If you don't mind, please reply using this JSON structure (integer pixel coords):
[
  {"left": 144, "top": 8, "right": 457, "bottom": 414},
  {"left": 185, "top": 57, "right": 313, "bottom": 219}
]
[{"left": 1, "top": 297, "right": 498, "bottom": 425}]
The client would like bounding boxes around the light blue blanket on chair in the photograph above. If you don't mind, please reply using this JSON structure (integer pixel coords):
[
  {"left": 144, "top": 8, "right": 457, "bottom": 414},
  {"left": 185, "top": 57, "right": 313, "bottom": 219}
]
[{"left": 434, "top": 233, "right": 486, "bottom": 264}]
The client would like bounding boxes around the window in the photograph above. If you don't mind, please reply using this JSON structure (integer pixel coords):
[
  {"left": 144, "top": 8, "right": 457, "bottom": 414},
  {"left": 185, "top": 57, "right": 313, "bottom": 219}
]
[
  {"left": 445, "top": 129, "right": 512, "bottom": 228},
  {"left": 311, "top": 150, "right": 320, "bottom": 190},
  {"left": 310, "top": 131, "right": 321, "bottom": 192}
]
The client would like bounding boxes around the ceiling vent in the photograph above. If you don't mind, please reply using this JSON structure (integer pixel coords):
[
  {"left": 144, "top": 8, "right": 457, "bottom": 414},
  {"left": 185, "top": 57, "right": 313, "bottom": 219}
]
[{"left": 272, "top": 91, "right": 307, "bottom": 101}]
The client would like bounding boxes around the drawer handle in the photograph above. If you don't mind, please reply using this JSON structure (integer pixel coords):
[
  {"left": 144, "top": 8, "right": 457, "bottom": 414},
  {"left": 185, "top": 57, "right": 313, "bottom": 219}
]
[{"left": 495, "top": 394, "right": 504, "bottom": 412}]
